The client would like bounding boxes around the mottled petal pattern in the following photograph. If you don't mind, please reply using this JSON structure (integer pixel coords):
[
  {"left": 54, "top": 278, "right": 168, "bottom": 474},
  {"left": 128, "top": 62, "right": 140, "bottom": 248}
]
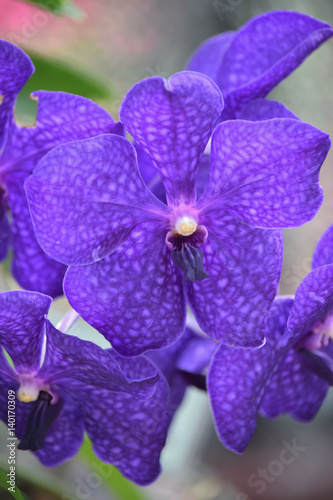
[
  {"left": 39, "top": 321, "right": 158, "bottom": 398},
  {"left": 187, "top": 214, "right": 283, "bottom": 347},
  {"left": 80, "top": 379, "right": 170, "bottom": 485},
  {"left": 64, "top": 222, "right": 186, "bottom": 356},
  {"left": 136, "top": 143, "right": 210, "bottom": 205},
  {"left": 120, "top": 72, "right": 223, "bottom": 206},
  {"left": 135, "top": 143, "right": 166, "bottom": 204},
  {"left": 0, "top": 291, "right": 51, "bottom": 374},
  {"left": 8, "top": 178, "right": 66, "bottom": 297},
  {"left": 312, "top": 224, "right": 333, "bottom": 269},
  {"left": 215, "top": 11, "right": 333, "bottom": 117},
  {"left": 0, "top": 40, "right": 33, "bottom": 147},
  {"left": 0, "top": 368, "right": 19, "bottom": 423},
  {"left": 2, "top": 90, "right": 121, "bottom": 169},
  {"left": 0, "top": 209, "right": 10, "bottom": 260},
  {"left": 198, "top": 119, "right": 330, "bottom": 228},
  {"left": 1, "top": 90, "right": 122, "bottom": 294},
  {"left": 25, "top": 134, "right": 167, "bottom": 266},
  {"left": 15, "top": 396, "right": 85, "bottom": 467},
  {"left": 261, "top": 349, "right": 328, "bottom": 420},
  {"left": 288, "top": 264, "right": 333, "bottom": 344},
  {"left": 207, "top": 298, "right": 293, "bottom": 453},
  {"left": 195, "top": 153, "right": 210, "bottom": 201},
  {"left": 113, "top": 344, "right": 187, "bottom": 425},
  {"left": 33, "top": 399, "right": 84, "bottom": 466},
  {"left": 237, "top": 98, "right": 299, "bottom": 121}
]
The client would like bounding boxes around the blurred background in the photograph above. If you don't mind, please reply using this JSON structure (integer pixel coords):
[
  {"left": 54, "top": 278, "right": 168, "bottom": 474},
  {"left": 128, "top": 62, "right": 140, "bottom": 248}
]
[{"left": 1, "top": 0, "right": 333, "bottom": 499}]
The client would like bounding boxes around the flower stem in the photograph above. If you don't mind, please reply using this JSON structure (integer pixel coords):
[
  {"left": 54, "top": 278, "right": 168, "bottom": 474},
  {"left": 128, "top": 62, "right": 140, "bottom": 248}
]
[{"left": 56, "top": 308, "right": 80, "bottom": 333}]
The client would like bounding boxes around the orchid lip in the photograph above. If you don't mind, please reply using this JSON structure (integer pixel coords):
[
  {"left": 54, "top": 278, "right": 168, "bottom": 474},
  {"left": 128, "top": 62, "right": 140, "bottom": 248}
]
[
  {"left": 165, "top": 225, "right": 209, "bottom": 282},
  {"left": 18, "top": 390, "right": 64, "bottom": 452}
]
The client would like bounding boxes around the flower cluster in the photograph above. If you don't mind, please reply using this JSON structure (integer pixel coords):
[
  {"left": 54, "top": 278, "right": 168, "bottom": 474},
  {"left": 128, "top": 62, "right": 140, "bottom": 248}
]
[
  {"left": 0, "top": 9, "right": 333, "bottom": 485},
  {"left": 209, "top": 223, "right": 333, "bottom": 453}
]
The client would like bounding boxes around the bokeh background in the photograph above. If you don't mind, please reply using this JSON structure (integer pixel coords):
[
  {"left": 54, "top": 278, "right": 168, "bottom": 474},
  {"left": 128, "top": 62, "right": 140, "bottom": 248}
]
[{"left": 0, "top": 0, "right": 333, "bottom": 499}]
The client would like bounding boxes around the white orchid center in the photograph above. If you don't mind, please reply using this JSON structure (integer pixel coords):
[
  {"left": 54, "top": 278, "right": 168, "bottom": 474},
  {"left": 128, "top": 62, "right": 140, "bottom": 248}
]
[
  {"left": 175, "top": 216, "right": 197, "bottom": 236},
  {"left": 17, "top": 380, "right": 40, "bottom": 403}
]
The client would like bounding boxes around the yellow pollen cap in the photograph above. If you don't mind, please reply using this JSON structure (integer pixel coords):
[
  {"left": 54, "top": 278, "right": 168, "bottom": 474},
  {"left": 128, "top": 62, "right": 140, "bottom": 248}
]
[
  {"left": 17, "top": 382, "right": 40, "bottom": 403},
  {"left": 18, "top": 392, "right": 35, "bottom": 403},
  {"left": 180, "top": 222, "right": 195, "bottom": 234},
  {"left": 176, "top": 216, "right": 197, "bottom": 236}
]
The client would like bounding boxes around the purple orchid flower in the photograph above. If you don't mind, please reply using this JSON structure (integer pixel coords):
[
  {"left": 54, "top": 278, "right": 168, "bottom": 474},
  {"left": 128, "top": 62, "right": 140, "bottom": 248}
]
[
  {"left": 0, "top": 40, "right": 120, "bottom": 297},
  {"left": 187, "top": 10, "right": 333, "bottom": 121},
  {"left": 0, "top": 290, "right": 186, "bottom": 485},
  {"left": 25, "top": 71, "right": 330, "bottom": 357},
  {"left": 208, "top": 224, "right": 333, "bottom": 453}
]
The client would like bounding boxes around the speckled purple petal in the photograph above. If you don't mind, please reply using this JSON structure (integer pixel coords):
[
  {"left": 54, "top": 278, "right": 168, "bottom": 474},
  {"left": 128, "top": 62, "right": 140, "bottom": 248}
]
[
  {"left": 208, "top": 297, "right": 293, "bottom": 453},
  {"left": 288, "top": 264, "right": 333, "bottom": 344},
  {"left": 195, "top": 153, "right": 210, "bottom": 201},
  {"left": 120, "top": 72, "right": 223, "bottom": 206},
  {"left": 0, "top": 208, "right": 10, "bottom": 260},
  {"left": 136, "top": 142, "right": 210, "bottom": 204},
  {"left": 32, "top": 400, "right": 83, "bottom": 466},
  {"left": 64, "top": 221, "right": 186, "bottom": 356},
  {"left": 112, "top": 345, "right": 187, "bottom": 420},
  {"left": 7, "top": 178, "right": 66, "bottom": 297},
  {"left": 215, "top": 11, "right": 333, "bottom": 117},
  {"left": 13, "top": 395, "right": 85, "bottom": 467},
  {"left": 0, "top": 40, "right": 33, "bottom": 147},
  {"left": 186, "top": 32, "right": 235, "bottom": 82},
  {"left": 237, "top": 99, "right": 299, "bottom": 121},
  {"left": 186, "top": 214, "right": 283, "bottom": 347},
  {"left": 261, "top": 348, "right": 328, "bottom": 421},
  {"left": 135, "top": 143, "right": 167, "bottom": 204},
  {"left": 312, "top": 224, "right": 333, "bottom": 269},
  {"left": 2, "top": 91, "right": 122, "bottom": 294},
  {"left": 2, "top": 90, "right": 120, "bottom": 169},
  {"left": 39, "top": 320, "right": 158, "bottom": 399},
  {"left": 25, "top": 134, "right": 167, "bottom": 266},
  {"left": 80, "top": 370, "right": 171, "bottom": 485},
  {"left": 0, "top": 291, "right": 51, "bottom": 374},
  {"left": 198, "top": 119, "right": 330, "bottom": 228},
  {"left": 0, "top": 366, "right": 18, "bottom": 424}
]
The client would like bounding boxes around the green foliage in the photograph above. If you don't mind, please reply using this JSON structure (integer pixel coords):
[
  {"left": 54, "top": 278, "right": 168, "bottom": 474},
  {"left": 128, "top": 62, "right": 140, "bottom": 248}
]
[
  {"left": 24, "top": 0, "right": 83, "bottom": 19},
  {"left": 25, "top": 54, "right": 112, "bottom": 99},
  {"left": 15, "top": 54, "right": 113, "bottom": 124},
  {"left": 0, "top": 467, "right": 29, "bottom": 500}
]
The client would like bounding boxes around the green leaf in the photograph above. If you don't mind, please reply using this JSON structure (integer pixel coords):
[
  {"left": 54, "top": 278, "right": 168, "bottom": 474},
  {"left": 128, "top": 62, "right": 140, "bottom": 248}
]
[
  {"left": 24, "top": 54, "right": 112, "bottom": 99},
  {"left": 0, "top": 467, "right": 29, "bottom": 500},
  {"left": 3, "top": 348, "right": 15, "bottom": 369},
  {"left": 15, "top": 54, "right": 113, "bottom": 124},
  {"left": 78, "top": 436, "right": 148, "bottom": 500},
  {"left": 24, "top": 0, "right": 84, "bottom": 19}
]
